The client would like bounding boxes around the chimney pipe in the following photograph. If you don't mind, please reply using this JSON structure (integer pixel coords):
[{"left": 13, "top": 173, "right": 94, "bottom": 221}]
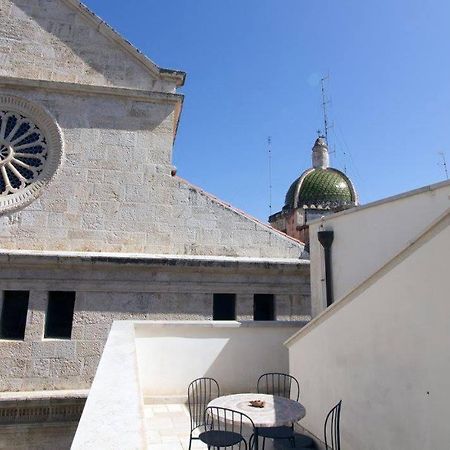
[{"left": 318, "top": 230, "right": 334, "bottom": 307}]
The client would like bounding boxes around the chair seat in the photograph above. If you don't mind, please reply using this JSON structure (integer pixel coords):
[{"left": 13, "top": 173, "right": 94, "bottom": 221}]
[
  {"left": 199, "top": 430, "right": 243, "bottom": 447},
  {"left": 280, "top": 433, "right": 314, "bottom": 448},
  {"left": 287, "top": 447, "right": 313, "bottom": 450},
  {"left": 257, "top": 425, "right": 294, "bottom": 439},
  {"left": 291, "top": 434, "right": 314, "bottom": 447}
]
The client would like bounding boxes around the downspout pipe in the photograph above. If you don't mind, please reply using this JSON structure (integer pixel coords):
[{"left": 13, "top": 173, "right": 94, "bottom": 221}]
[{"left": 318, "top": 230, "right": 334, "bottom": 307}]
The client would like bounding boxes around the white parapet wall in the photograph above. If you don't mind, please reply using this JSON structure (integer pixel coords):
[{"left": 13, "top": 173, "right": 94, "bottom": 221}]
[
  {"left": 72, "top": 320, "right": 304, "bottom": 449},
  {"left": 309, "top": 179, "right": 450, "bottom": 316},
  {"left": 134, "top": 321, "right": 303, "bottom": 400},
  {"left": 286, "top": 210, "right": 450, "bottom": 449}
]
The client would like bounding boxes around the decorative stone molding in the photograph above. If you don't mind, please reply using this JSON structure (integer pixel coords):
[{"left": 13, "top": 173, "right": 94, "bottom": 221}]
[
  {"left": 0, "top": 95, "right": 63, "bottom": 214},
  {"left": 0, "top": 392, "right": 86, "bottom": 425}
]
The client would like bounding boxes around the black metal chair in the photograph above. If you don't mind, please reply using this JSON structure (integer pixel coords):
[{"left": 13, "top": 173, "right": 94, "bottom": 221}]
[
  {"left": 257, "top": 372, "right": 300, "bottom": 401},
  {"left": 324, "top": 400, "right": 342, "bottom": 450},
  {"left": 199, "top": 406, "right": 256, "bottom": 449},
  {"left": 187, "top": 377, "right": 220, "bottom": 450},
  {"left": 282, "top": 400, "right": 342, "bottom": 449},
  {"left": 256, "top": 373, "right": 301, "bottom": 449}
]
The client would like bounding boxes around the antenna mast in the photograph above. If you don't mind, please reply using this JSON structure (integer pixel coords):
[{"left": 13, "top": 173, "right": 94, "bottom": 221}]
[
  {"left": 320, "top": 75, "right": 331, "bottom": 144},
  {"left": 438, "top": 152, "right": 449, "bottom": 180},
  {"left": 268, "top": 136, "right": 272, "bottom": 216}
]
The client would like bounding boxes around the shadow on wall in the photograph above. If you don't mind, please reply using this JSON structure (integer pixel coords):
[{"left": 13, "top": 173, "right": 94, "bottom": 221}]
[
  {"left": 10, "top": 0, "right": 160, "bottom": 90},
  {"left": 33, "top": 92, "right": 174, "bottom": 131},
  {"left": 134, "top": 323, "right": 298, "bottom": 398}
]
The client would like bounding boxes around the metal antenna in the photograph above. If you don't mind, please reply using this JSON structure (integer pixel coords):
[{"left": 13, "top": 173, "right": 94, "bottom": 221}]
[
  {"left": 438, "top": 152, "right": 449, "bottom": 180},
  {"left": 320, "top": 75, "right": 332, "bottom": 144},
  {"left": 268, "top": 136, "right": 272, "bottom": 215}
]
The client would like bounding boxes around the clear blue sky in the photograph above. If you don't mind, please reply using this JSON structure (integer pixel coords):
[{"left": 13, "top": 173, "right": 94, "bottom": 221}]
[{"left": 85, "top": 0, "right": 450, "bottom": 221}]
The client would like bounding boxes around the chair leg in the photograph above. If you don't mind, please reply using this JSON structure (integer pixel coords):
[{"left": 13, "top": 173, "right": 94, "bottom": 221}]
[
  {"left": 262, "top": 436, "right": 266, "bottom": 450},
  {"left": 188, "top": 435, "right": 192, "bottom": 450}
]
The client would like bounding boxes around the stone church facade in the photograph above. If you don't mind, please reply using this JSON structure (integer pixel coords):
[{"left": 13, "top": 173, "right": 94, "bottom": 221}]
[{"left": 0, "top": 1, "right": 310, "bottom": 447}]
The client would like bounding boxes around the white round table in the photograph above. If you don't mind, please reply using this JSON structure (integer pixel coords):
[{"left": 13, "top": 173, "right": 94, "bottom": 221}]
[{"left": 208, "top": 393, "right": 306, "bottom": 449}]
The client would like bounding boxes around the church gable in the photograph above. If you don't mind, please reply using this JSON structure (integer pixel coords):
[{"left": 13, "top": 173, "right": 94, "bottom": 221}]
[{"left": 0, "top": 0, "right": 184, "bottom": 91}]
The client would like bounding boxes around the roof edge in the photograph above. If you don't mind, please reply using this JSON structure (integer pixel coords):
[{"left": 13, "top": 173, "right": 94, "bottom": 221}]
[
  {"left": 308, "top": 178, "right": 450, "bottom": 226},
  {"left": 176, "top": 177, "right": 307, "bottom": 250},
  {"left": 63, "top": 0, "right": 186, "bottom": 87},
  {"left": 0, "top": 249, "right": 310, "bottom": 268},
  {"left": 0, "top": 76, "right": 183, "bottom": 103}
]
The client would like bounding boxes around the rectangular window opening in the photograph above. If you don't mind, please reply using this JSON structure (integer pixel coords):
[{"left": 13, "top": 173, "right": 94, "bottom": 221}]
[
  {"left": 45, "top": 291, "right": 76, "bottom": 339},
  {"left": 0, "top": 291, "right": 29, "bottom": 340},
  {"left": 213, "top": 293, "right": 236, "bottom": 320},
  {"left": 253, "top": 294, "right": 275, "bottom": 321}
]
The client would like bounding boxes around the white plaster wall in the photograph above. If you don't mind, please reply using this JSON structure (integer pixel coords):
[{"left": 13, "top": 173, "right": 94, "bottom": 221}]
[
  {"left": 309, "top": 181, "right": 450, "bottom": 315},
  {"left": 287, "top": 212, "right": 450, "bottom": 449},
  {"left": 0, "top": 0, "right": 175, "bottom": 92},
  {"left": 135, "top": 321, "right": 301, "bottom": 398}
]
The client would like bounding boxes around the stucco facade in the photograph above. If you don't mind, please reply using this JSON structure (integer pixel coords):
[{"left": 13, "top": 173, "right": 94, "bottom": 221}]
[
  {"left": 287, "top": 202, "right": 450, "bottom": 450},
  {"left": 308, "top": 180, "right": 450, "bottom": 316}
]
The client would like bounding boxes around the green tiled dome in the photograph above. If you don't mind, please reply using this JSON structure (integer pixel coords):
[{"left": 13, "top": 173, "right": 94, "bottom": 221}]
[{"left": 285, "top": 168, "right": 355, "bottom": 209}]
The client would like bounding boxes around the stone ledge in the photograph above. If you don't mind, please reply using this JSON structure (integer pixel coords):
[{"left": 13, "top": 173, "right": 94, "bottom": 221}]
[
  {"left": 134, "top": 320, "right": 310, "bottom": 332},
  {"left": 0, "top": 389, "right": 89, "bottom": 402},
  {"left": 0, "top": 390, "right": 88, "bottom": 425},
  {"left": 0, "top": 76, "right": 183, "bottom": 104},
  {"left": 0, "top": 249, "right": 309, "bottom": 270}
]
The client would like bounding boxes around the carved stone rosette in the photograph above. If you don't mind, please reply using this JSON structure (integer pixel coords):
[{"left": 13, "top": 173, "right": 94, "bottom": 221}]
[{"left": 0, "top": 95, "right": 63, "bottom": 213}]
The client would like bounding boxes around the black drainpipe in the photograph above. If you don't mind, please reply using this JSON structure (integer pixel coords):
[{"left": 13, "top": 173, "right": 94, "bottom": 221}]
[{"left": 318, "top": 230, "right": 334, "bottom": 307}]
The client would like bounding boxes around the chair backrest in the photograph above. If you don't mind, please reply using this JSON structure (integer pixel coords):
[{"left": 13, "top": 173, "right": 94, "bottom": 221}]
[
  {"left": 324, "top": 400, "right": 342, "bottom": 450},
  {"left": 187, "top": 377, "right": 220, "bottom": 432},
  {"left": 204, "top": 406, "right": 255, "bottom": 449},
  {"left": 257, "top": 372, "right": 300, "bottom": 401}
]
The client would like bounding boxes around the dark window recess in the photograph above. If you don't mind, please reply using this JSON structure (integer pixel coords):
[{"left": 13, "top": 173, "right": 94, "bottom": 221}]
[
  {"left": 213, "top": 293, "right": 236, "bottom": 320},
  {"left": 45, "top": 291, "right": 76, "bottom": 339},
  {"left": 0, "top": 291, "right": 29, "bottom": 340},
  {"left": 253, "top": 294, "right": 275, "bottom": 321}
]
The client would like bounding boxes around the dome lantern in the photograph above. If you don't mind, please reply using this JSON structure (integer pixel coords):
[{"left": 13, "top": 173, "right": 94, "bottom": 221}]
[{"left": 312, "top": 137, "right": 330, "bottom": 169}]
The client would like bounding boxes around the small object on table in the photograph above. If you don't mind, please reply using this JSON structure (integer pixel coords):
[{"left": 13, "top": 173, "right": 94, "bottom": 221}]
[{"left": 249, "top": 400, "right": 265, "bottom": 408}]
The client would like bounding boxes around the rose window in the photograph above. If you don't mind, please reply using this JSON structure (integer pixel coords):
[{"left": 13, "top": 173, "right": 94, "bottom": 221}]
[
  {"left": 0, "top": 112, "right": 48, "bottom": 194},
  {"left": 0, "top": 96, "right": 63, "bottom": 213}
]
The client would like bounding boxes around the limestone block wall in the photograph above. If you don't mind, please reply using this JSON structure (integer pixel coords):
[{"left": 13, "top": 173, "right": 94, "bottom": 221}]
[
  {"left": 0, "top": 422, "right": 78, "bottom": 450},
  {"left": 0, "top": 83, "right": 303, "bottom": 258},
  {"left": 0, "top": 253, "right": 310, "bottom": 391},
  {"left": 0, "top": 0, "right": 178, "bottom": 92}
]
